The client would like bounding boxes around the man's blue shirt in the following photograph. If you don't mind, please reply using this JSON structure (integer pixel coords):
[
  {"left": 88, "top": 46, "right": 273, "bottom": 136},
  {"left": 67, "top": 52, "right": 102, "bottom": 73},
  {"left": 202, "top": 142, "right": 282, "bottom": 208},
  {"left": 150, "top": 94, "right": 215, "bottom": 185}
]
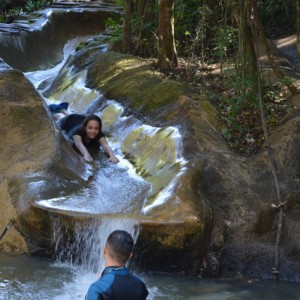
[{"left": 86, "top": 266, "right": 148, "bottom": 300}]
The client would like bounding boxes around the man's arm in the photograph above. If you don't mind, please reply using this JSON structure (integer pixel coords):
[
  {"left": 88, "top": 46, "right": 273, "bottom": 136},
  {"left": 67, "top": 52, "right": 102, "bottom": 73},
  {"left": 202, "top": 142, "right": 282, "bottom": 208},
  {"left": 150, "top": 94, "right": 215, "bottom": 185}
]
[{"left": 86, "top": 283, "right": 101, "bottom": 300}]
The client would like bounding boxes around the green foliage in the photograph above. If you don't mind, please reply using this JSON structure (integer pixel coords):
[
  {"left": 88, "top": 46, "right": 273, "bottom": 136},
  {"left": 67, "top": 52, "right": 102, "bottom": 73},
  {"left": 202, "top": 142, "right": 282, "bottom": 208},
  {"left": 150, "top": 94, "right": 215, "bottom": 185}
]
[
  {"left": 174, "top": 1, "right": 214, "bottom": 58},
  {"left": 24, "top": 0, "right": 35, "bottom": 12},
  {"left": 279, "top": 75, "right": 293, "bottom": 87},
  {"left": 0, "top": 0, "right": 49, "bottom": 22},
  {"left": 211, "top": 25, "right": 238, "bottom": 65},
  {"left": 259, "top": 0, "right": 296, "bottom": 37},
  {"left": 104, "top": 16, "right": 123, "bottom": 44},
  {"left": 75, "top": 36, "right": 109, "bottom": 51},
  {"left": 102, "top": 1, "right": 158, "bottom": 56},
  {"left": 173, "top": 1, "right": 240, "bottom": 65},
  {"left": 116, "top": 0, "right": 124, "bottom": 6},
  {"left": 8, "top": 7, "right": 19, "bottom": 15},
  {"left": 213, "top": 74, "right": 294, "bottom": 155},
  {"left": 0, "top": 0, "right": 7, "bottom": 10},
  {"left": 24, "top": 0, "right": 48, "bottom": 12},
  {"left": 219, "top": 75, "right": 258, "bottom": 139}
]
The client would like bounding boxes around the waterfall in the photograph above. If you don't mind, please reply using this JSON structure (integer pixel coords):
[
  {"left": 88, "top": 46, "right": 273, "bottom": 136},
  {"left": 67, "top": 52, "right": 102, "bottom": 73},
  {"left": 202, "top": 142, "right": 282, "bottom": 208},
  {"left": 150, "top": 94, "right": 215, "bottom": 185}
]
[
  {"left": 52, "top": 217, "right": 139, "bottom": 273},
  {"left": 49, "top": 216, "right": 141, "bottom": 299}
]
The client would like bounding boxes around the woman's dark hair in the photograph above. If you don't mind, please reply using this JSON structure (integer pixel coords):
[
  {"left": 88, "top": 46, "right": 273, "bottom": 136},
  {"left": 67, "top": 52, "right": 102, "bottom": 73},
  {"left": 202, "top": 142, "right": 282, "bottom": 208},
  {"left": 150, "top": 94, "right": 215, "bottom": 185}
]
[
  {"left": 106, "top": 230, "right": 134, "bottom": 265},
  {"left": 81, "top": 114, "right": 102, "bottom": 139}
]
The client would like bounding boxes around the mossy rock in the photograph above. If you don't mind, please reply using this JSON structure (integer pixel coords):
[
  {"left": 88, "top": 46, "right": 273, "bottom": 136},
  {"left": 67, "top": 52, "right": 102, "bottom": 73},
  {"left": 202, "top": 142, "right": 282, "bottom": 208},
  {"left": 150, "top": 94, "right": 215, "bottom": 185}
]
[{"left": 87, "top": 51, "right": 185, "bottom": 114}]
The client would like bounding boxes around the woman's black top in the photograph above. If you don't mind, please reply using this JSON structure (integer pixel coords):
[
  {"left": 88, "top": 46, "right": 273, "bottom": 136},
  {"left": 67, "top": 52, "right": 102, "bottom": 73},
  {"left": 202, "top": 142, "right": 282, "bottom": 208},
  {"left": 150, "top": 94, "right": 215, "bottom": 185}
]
[{"left": 60, "top": 114, "right": 105, "bottom": 149}]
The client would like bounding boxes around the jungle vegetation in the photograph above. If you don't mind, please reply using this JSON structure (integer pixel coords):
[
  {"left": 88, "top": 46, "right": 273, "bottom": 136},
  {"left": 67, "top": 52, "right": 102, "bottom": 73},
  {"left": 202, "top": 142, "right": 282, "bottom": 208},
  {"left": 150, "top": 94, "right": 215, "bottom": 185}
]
[
  {"left": 109, "top": 0, "right": 299, "bottom": 155},
  {"left": 1, "top": 0, "right": 299, "bottom": 155},
  {"left": 0, "top": 0, "right": 50, "bottom": 22}
]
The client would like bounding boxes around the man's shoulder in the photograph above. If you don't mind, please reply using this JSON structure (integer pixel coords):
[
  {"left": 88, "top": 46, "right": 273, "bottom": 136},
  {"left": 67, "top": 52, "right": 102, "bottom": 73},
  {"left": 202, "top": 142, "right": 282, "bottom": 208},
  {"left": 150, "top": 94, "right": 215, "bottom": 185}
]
[
  {"left": 91, "top": 273, "right": 115, "bottom": 290},
  {"left": 129, "top": 272, "right": 146, "bottom": 284},
  {"left": 86, "top": 273, "right": 115, "bottom": 299}
]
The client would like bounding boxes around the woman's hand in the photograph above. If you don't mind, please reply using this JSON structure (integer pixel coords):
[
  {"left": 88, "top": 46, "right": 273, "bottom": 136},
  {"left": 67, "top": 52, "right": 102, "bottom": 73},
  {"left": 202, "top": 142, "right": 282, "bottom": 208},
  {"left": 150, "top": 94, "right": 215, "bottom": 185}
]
[
  {"left": 83, "top": 153, "right": 93, "bottom": 163},
  {"left": 109, "top": 155, "right": 119, "bottom": 164},
  {"left": 100, "top": 137, "right": 120, "bottom": 164}
]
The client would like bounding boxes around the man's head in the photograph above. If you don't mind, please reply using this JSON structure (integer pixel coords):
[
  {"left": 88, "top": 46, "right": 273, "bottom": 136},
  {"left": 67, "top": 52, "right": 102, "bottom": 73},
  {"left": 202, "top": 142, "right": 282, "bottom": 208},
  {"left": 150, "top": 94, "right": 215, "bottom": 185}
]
[{"left": 105, "top": 230, "right": 134, "bottom": 266}]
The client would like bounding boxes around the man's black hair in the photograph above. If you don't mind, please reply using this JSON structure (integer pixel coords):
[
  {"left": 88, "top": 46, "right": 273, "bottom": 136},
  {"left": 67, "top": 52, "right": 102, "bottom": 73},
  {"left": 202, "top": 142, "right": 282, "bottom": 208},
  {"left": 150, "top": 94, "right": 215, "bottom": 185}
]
[{"left": 106, "top": 230, "right": 134, "bottom": 264}]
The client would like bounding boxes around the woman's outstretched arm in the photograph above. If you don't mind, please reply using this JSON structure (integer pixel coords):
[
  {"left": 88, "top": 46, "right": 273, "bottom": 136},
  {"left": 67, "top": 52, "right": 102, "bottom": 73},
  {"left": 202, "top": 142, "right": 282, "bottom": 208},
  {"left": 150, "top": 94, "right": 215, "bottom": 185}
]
[
  {"left": 99, "top": 137, "right": 119, "bottom": 163},
  {"left": 73, "top": 135, "right": 94, "bottom": 162}
]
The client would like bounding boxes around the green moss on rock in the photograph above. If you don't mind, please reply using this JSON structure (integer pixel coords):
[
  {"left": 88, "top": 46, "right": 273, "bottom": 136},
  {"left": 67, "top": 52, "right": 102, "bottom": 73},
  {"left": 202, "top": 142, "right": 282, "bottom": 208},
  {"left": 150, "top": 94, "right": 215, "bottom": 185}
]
[
  {"left": 198, "top": 96, "right": 221, "bottom": 130},
  {"left": 87, "top": 52, "right": 185, "bottom": 114}
]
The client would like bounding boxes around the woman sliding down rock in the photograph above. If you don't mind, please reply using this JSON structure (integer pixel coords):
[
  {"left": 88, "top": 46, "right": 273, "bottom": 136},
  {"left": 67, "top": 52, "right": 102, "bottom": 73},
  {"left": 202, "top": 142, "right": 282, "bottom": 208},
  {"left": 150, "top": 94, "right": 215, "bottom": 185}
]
[{"left": 49, "top": 102, "right": 119, "bottom": 163}]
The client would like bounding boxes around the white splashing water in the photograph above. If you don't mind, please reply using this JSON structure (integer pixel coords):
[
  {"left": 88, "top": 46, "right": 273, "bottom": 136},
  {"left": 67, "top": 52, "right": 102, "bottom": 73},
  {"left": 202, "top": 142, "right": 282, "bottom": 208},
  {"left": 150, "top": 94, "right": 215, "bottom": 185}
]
[{"left": 51, "top": 217, "right": 139, "bottom": 299}]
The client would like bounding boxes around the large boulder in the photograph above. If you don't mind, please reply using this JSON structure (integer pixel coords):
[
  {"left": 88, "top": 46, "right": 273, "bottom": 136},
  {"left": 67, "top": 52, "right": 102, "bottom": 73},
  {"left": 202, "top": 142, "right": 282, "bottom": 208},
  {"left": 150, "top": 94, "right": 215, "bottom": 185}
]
[
  {"left": 66, "top": 48, "right": 300, "bottom": 279},
  {"left": 0, "top": 69, "right": 88, "bottom": 254}
]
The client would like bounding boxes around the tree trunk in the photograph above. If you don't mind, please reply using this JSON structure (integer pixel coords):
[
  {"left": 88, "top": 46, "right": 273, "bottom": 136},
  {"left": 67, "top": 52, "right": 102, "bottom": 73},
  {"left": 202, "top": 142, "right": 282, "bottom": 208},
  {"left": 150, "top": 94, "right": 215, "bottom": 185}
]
[
  {"left": 250, "top": 0, "right": 298, "bottom": 95},
  {"left": 122, "top": 0, "right": 133, "bottom": 53},
  {"left": 134, "top": 0, "right": 155, "bottom": 55},
  {"left": 229, "top": 0, "right": 257, "bottom": 95},
  {"left": 157, "top": 0, "right": 178, "bottom": 70},
  {"left": 134, "top": 0, "right": 148, "bottom": 54},
  {"left": 297, "top": 0, "right": 300, "bottom": 62}
]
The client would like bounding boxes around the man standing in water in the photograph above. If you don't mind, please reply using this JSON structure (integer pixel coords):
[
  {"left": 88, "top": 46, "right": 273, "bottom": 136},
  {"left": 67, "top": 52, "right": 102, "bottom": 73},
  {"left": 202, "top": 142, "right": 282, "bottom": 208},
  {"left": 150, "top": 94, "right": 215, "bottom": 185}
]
[{"left": 86, "top": 230, "right": 149, "bottom": 300}]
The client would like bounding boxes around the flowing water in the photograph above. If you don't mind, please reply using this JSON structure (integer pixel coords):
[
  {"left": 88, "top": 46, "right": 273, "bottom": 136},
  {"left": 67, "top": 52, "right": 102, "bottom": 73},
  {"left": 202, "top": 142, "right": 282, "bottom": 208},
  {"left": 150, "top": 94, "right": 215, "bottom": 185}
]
[
  {"left": 1, "top": 217, "right": 300, "bottom": 299},
  {"left": 25, "top": 35, "right": 186, "bottom": 216},
  {"left": 2, "top": 246, "right": 300, "bottom": 299}
]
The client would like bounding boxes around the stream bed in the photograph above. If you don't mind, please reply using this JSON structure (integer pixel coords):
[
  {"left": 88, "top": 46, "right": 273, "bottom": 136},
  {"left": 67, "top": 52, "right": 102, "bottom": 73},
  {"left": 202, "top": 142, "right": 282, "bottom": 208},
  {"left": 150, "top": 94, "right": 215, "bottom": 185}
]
[{"left": 2, "top": 251, "right": 300, "bottom": 300}]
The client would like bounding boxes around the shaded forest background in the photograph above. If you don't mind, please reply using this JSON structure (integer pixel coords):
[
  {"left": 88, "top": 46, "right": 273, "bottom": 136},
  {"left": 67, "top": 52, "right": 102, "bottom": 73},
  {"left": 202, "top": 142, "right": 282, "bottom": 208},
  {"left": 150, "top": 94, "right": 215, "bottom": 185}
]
[{"left": 1, "top": 0, "right": 299, "bottom": 155}]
